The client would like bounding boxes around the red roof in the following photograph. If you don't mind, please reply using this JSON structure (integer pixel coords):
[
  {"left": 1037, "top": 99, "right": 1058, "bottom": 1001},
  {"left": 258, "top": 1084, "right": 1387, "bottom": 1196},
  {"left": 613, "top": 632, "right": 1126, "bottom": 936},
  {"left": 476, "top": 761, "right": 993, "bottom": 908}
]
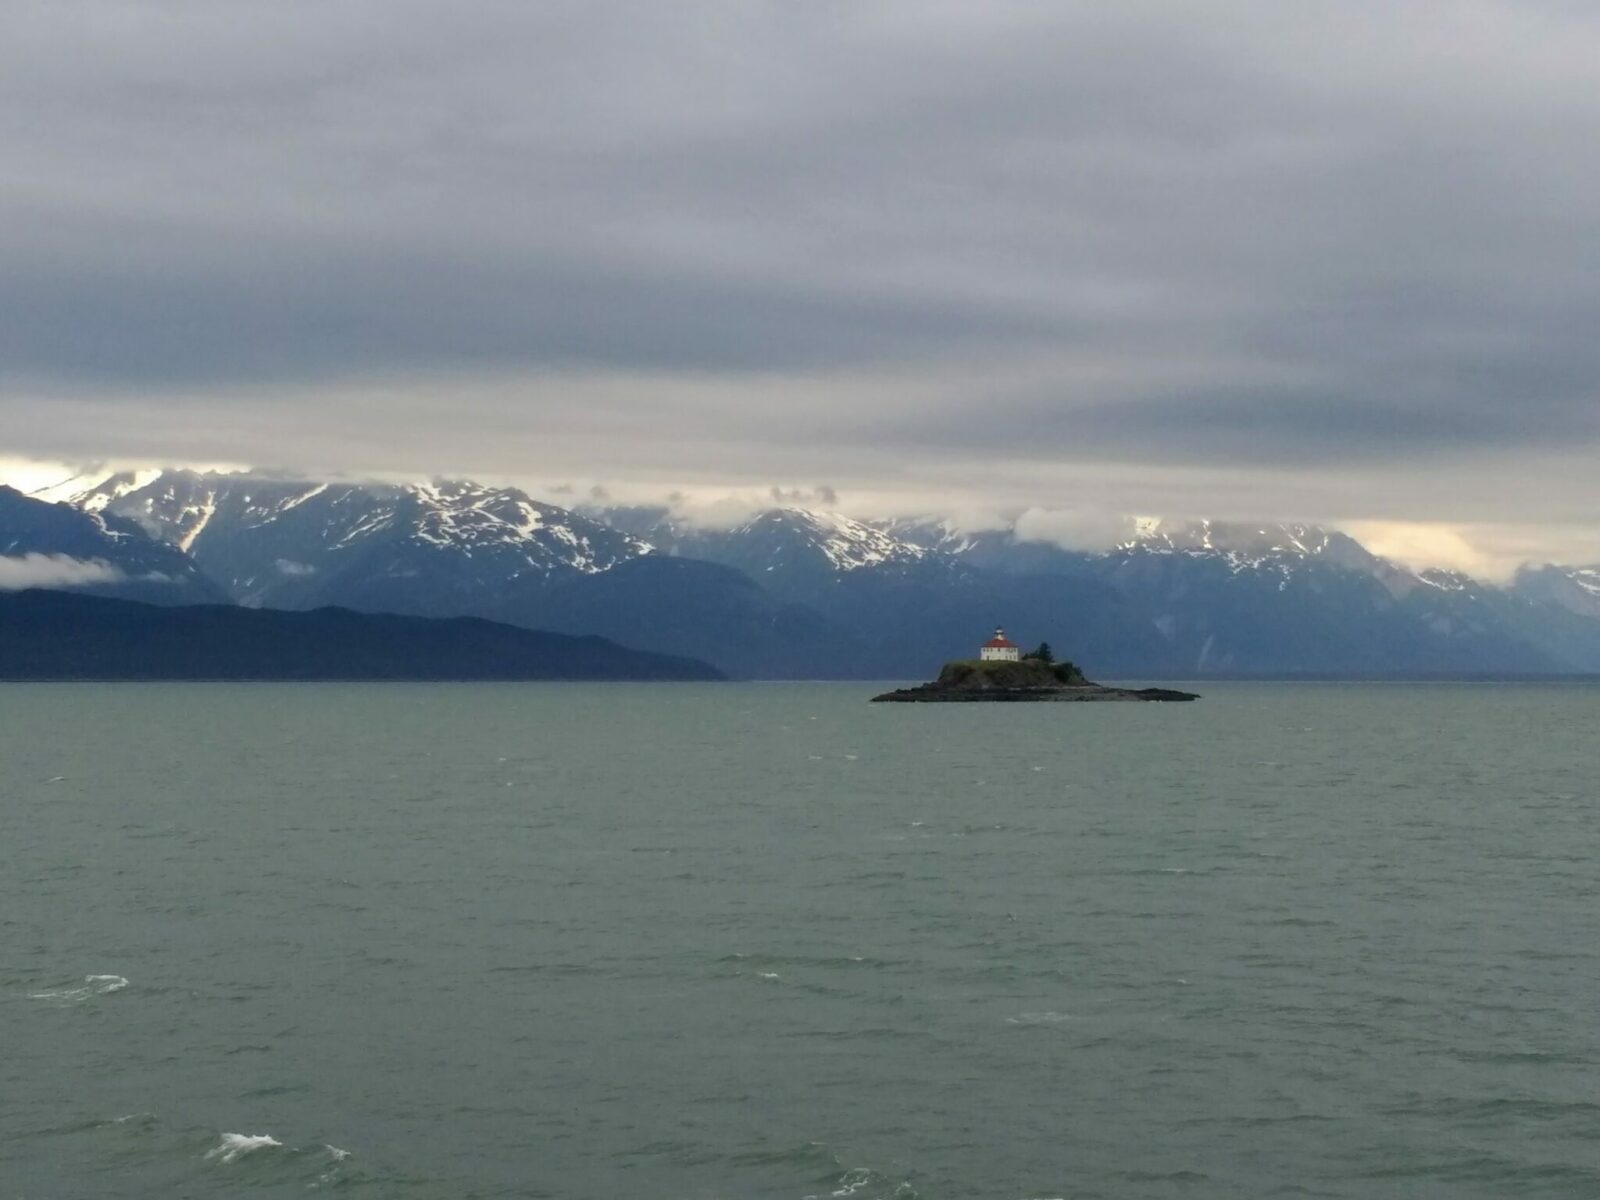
[{"left": 983, "top": 636, "right": 1017, "bottom": 649}]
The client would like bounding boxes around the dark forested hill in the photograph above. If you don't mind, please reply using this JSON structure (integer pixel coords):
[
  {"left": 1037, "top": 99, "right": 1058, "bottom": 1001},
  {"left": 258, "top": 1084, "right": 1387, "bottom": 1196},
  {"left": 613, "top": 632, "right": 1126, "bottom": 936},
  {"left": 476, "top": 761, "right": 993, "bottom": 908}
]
[{"left": 0, "top": 590, "right": 722, "bottom": 681}]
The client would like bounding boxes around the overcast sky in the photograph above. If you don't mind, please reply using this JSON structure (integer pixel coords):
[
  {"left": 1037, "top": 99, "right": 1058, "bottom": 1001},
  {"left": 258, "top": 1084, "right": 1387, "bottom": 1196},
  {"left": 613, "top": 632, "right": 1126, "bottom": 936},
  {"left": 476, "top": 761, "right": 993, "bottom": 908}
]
[{"left": 3, "top": 1, "right": 1598, "bottom": 570}]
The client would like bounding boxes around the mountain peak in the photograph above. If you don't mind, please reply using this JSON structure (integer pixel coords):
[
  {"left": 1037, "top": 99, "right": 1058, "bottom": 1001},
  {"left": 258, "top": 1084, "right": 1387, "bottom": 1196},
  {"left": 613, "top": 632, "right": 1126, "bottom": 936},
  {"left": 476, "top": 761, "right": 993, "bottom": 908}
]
[
  {"left": 32, "top": 468, "right": 165, "bottom": 512},
  {"left": 1513, "top": 562, "right": 1600, "bottom": 620},
  {"left": 0, "top": 485, "right": 228, "bottom": 603},
  {"left": 1124, "top": 518, "right": 1364, "bottom": 560},
  {"left": 733, "top": 507, "right": 928, "bottom": 573}
]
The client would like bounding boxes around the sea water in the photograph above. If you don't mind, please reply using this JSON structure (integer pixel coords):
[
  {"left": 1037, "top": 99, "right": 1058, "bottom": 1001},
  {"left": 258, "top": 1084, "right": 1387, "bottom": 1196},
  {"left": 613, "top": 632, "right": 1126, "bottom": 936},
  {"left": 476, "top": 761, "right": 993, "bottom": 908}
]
[{"left": 2, "top": 681, "right": 1598, "bottom": 1198}]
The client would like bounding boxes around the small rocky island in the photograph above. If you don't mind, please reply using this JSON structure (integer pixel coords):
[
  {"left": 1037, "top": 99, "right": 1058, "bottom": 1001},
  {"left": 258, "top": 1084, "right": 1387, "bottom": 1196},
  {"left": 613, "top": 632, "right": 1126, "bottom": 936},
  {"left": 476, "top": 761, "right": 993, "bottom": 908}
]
[{"left": 873, "top": 628, "right": 1198, "bottom": 703}]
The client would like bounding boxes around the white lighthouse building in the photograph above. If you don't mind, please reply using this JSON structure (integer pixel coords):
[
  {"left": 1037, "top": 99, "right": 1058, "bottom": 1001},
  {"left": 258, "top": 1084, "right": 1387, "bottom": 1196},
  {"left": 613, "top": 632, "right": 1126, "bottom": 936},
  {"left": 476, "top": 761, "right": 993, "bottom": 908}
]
[{"left": 979, "top": 628, "right": 1020, "bottom": 662}]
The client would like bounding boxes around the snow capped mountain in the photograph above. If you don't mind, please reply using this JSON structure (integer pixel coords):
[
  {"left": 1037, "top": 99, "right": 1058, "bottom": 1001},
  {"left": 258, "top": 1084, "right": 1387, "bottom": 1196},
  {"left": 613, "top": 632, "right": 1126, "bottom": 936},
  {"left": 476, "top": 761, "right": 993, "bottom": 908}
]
[
  {"left": 399, "top": 478, "right": 645, "bottom": 574},
  {"left": 888, "top": 518, "right": 1095, "bottom": 579},
  {"left": 46, "top": 470, "right": 648, "bottom": 612},
  {"left": 1513, "top": 563, "right": 1600, "bottom": 620},
  {"left": 879, "top": 515, "right": 976, "bottom": 557},
  {"left": 877, "top": 513, "right": 1599, "bottom": 674},
  {"left": 29, "top": 470, "right": 1600, "bottom": 677},
  {"left": 31, "top": 468, "right": 165, "bottom": 512},
  {"left": 1122, "top": 518, "right": 1354, "bottom": 559},
  {"left": 1116, "top": 517, "right": 1412, "bottom": 585},
  {"left": 1416, "top": 568, "right": 1479, "bottom": 594},
  {"left": 718, "top": 508, "right": 929, "bottom": 574},
  {"left": 885, "top": 513, "right": 1434, "bottom": 596},
  {"left": 0, "top": 486, "right": 229, "bottom": 604},
  {"left": 596, "top": 505, "right": 1600, "bottom": 674},
  {"left": 589, "top": 505, "right": 936, "bottom": 595},
  {"left": 1117, "top": 518, "right": 1443, "bottom": 604}
]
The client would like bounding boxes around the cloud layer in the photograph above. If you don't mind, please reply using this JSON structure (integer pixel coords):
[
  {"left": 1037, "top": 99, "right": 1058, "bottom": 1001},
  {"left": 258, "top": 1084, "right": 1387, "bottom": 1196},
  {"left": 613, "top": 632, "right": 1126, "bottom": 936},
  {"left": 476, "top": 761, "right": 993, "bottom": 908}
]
[
  {"left": 1, "top": 2, "right": 1597, "bottom": 555},
  {"left": 0, "top": 554, "right": 125, "bottom": 591}
]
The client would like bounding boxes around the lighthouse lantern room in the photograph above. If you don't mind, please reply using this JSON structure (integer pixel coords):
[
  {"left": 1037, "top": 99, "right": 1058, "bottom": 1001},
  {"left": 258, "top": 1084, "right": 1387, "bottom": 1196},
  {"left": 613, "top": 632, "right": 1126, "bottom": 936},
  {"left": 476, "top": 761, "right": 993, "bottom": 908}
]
[{"left": 980, "top": 628, "right": 1020, "bottom": 662}]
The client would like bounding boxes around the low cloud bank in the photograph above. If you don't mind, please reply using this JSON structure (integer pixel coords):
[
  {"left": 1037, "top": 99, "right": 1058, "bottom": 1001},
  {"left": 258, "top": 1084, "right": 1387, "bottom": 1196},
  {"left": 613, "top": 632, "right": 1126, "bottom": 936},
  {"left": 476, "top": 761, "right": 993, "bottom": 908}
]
[{"left": 0, "top": 553, "right": 125, "bottom": 591}]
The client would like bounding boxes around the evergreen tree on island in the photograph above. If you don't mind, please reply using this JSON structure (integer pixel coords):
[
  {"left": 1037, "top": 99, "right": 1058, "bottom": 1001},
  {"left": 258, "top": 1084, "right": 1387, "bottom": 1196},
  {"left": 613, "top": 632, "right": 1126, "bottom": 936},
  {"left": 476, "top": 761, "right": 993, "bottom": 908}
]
[{"left": 1024, "top": 642, "right": 1054, "bottom": 664}]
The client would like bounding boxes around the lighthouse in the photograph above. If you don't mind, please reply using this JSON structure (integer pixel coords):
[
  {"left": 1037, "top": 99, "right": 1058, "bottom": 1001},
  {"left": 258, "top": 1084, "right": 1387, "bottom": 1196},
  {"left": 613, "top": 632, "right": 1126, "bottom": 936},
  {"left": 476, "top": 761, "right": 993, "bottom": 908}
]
[{"left": 979, "top": 627, "right": 1020, "bottom": 662}]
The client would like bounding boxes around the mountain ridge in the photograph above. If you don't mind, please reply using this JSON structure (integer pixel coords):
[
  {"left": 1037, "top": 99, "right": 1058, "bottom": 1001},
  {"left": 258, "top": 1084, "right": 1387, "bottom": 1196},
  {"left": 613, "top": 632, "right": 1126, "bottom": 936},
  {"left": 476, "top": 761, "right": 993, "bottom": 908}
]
[
  {"left": 23, "top": 468, "right": 1600, "bottom": 679},
  {"left": 0, "top": 485, "right": 229, "bottom": 604}
]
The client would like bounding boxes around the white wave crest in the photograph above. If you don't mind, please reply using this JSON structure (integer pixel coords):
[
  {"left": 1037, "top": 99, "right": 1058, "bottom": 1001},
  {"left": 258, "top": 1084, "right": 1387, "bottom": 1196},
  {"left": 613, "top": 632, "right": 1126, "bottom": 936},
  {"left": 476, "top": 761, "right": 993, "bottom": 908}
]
[
  {"left": 28, "top": 974, "right": 129, "bottom": 1001},
  {"left": 1005, "top": 1011, "right": 1072, "bottom": 1025},
  {"left": 207, "top": 1132, "right": 282, "bottom": 1163}
]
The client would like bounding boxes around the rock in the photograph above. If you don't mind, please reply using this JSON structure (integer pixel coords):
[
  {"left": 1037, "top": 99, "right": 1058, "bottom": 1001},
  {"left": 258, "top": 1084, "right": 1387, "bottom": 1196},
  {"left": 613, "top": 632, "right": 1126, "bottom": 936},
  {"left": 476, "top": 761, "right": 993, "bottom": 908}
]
[{"left": 871, "top": 658, "right": 1198, "bottom": 702}]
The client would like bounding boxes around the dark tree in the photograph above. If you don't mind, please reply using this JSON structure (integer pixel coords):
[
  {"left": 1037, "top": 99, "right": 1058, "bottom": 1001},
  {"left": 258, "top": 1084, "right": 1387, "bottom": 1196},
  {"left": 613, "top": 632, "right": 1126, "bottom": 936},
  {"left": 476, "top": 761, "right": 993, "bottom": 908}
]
[
  {"left": 1052, "top": 661, "right": 1085, "bottom": 684},
  {"left": 1024, "top": 641, "right": 1054, "bottom": 664}
]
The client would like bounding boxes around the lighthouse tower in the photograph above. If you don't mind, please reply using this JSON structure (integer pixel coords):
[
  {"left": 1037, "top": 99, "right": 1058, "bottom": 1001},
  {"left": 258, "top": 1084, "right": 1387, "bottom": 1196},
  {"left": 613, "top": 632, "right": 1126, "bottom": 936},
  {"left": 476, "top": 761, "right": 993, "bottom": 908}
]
[{"left": 979, "top": 628, "right": 1020, "bottom": 662}]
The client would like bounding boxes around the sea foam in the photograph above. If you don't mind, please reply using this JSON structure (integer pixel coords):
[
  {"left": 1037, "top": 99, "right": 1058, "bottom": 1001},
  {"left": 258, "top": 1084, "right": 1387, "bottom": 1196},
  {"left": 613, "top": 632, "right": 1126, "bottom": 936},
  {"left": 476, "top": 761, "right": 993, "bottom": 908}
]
[
  {"left": 28, "top": 974, "right": 128, "bottom": 1002},
  {"left": 207, "top": 1132, "right": 282, "bottom": 1163}
]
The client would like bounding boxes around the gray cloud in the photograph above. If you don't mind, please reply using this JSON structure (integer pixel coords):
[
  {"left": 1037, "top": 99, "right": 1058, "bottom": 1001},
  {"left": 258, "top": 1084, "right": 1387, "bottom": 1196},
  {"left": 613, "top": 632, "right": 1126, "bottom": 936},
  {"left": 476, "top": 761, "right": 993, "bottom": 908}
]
[
  {"left": 770, "top": 485, "right": 838, "bottom": 507},
  {"left": 2, "top": 1, "right": 1599, "bottom": 549}
]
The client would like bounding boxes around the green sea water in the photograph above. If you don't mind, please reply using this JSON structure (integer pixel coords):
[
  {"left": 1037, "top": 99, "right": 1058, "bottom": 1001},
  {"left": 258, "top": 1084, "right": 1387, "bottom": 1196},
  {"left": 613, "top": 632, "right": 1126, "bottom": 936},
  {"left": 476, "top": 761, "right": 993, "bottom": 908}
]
[{"left": 3, "top": 681, "right": 1598, "bottom": 1198}]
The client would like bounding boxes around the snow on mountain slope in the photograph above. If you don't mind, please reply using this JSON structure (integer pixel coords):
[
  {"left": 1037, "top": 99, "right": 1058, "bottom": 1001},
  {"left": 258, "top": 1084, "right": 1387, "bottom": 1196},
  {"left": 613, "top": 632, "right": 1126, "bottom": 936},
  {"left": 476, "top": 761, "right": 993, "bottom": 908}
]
[
  {"left": 41, "top": 473, "right": 1600, "bottom": 674},
  {"left": 507, "top": 497, "right": 1600, "bottom": 674},
  {"left": 591, "top": 505, "right": 931, "bottom": 581},
  {"left": 401, "top": 479, "right": 643, "bottom": 572},
  {"left": 1114, "top": 518, "right": 1427, "bottom": 597},
  {"left": 0, "top": 485, "right": 228, "bottom": 604},
  {"left": 1416, "top": 569, "right": 1478, "bottom": 593},
  {"left": 1512, "top": 563, "right": 1600, "bottom": 620},
  {"left": 875, "top": 512, "right": 1584, "bottom": 673},
  {"left": 884, "top": 516, "right": 1101, "bottom": 577},
  {"left": 57, "top": 470, "right": 648, "bottom": 610},
  {"left": 33, "top": 468, "right": 165, "bottom": 511},
  {"left": 1123, "top": 519, "right": 1378, "bottom": 571},
  {"left": 734, "top": 508, "right": 928, "bottom": 573},
  {"left": 885, "top": 513, "right": 1430, "bottom": 595},
  {"left": 879, "top": 515, "right": 976, "bottom": 557}
]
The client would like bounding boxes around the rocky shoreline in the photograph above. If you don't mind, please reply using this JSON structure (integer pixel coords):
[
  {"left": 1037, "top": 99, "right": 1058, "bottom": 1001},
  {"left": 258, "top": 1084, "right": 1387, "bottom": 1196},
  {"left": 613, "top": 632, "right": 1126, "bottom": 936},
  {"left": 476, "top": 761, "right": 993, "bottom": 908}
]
[
  {"left": 872, "top": 683, "right": 1199, "bottom": 702},
  {"left": 871, "top": 656, "right": 1199, "bottom": 702}
]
